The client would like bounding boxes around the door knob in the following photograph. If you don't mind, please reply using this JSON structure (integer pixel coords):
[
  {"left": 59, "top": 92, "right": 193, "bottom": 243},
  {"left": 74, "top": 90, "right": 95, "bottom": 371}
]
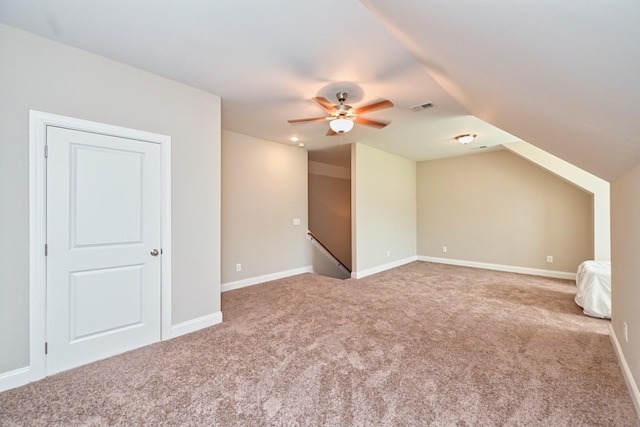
[{"left": 150, "top": 249, "right": 159, "bottom": 256}]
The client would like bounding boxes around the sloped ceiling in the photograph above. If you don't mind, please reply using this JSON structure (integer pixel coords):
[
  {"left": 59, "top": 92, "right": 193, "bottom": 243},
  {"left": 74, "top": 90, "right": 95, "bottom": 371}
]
[
  {"left": 1, "top": 1, "right": 639, "bottom": 180},
  {"left": 362, "top": 0, "right": 640, "bottom": 181}
]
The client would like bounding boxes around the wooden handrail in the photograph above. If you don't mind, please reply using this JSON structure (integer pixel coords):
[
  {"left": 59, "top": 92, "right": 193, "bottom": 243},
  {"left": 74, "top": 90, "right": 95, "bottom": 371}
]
[{"left": 307, "top": 230, "right": 351, "bottom": 273}]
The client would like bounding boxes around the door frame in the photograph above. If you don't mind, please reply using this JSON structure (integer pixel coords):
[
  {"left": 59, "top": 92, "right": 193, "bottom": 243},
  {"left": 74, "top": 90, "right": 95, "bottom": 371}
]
[{"left": 29, "top": 110, "right": 172, "bottom": 381}]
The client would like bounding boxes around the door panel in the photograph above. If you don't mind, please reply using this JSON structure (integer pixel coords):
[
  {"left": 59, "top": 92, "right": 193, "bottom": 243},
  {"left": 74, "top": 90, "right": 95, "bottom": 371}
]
[
  {"left": 73, "top": 145, "right": 143, "bottom": 247},
  {"left": 46, "top": 126, "right": 161, "bottom": 375},
  {"left": 70, "top": 265, "right": 143, "bottom": 341}
]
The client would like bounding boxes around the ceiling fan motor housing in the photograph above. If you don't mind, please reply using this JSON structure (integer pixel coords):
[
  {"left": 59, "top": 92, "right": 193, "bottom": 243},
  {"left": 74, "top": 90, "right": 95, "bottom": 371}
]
[
  {"left": 335, "top": 104, "right": 353, "bottom": 118},
  {"left": 334, "top": 92, "right": 353, "bottom": 119}
]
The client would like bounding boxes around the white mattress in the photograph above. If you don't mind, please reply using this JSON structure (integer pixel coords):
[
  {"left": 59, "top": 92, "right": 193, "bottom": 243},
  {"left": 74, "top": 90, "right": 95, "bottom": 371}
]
[{"left": 575, "top": 260, "right": 611, "bottom": 319}]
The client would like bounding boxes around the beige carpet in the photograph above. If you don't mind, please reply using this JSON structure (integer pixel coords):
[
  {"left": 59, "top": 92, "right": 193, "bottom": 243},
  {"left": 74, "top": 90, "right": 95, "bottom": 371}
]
[{"left": 1, "top": 262, "right": 638, "bottom": 426}]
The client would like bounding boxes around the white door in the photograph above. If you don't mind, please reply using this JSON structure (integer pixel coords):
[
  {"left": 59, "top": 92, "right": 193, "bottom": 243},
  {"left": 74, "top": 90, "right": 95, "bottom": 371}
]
[{"left": 46, "top": 126, "right": 162, "bottom": 375}]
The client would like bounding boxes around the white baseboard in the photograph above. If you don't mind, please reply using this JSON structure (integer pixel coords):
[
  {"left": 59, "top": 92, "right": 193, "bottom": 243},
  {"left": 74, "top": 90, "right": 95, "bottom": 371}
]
[
  {"left": 170, "top": 311, "right": 223, "bottom": 339},
  {"left": 610, "top": 323, "right": 640, "bottom": 419},
  {"left": 352, "top": 256, "right": 418, "bottom": 279},
  {"left": 1, "top": 313, "right": 224, "bottom": 392},
  {"left": 0, "top": 366, "right": 30, "bottom": 393},
  {"left": 418, "top": 256, "right": 576, "bottom": 280},
  {"left": 221, "top": 266, "right": 314, "bottom": 292}
]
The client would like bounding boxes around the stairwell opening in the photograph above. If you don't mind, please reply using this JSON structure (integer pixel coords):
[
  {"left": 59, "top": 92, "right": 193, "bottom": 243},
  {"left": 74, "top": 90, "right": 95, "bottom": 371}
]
[{"left": 308, "top": 145, "right": 352, "bottom": 279}]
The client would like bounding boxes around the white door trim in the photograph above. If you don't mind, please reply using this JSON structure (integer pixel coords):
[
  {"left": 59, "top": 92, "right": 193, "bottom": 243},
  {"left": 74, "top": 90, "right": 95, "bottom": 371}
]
[{"left": 29, "top": 111, "right": 172, "bottom": 382}]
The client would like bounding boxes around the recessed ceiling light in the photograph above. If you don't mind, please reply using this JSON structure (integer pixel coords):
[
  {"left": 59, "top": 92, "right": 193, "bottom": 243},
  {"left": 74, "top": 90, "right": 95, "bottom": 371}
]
[
  {"left": 456, "top": 134, "right": 476, "bottom": 144},
  {"left": 298, "top": 142, "right": 305, "bottom": 147},
  {"left": 289, "top": 136, "right": 300, "bottom": 142}
]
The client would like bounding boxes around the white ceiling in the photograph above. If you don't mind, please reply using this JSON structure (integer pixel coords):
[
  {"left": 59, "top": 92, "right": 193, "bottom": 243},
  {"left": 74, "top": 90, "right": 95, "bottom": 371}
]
[
  {"left": 362, "top": 0, "right": 640, "bottom": 181},
  {"left": 2, "top": 0, "right": 639, "bottom": 180}
]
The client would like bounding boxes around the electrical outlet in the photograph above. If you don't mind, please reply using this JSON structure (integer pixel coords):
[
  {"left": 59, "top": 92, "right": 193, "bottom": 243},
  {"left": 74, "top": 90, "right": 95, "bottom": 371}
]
[
  {"left": 624, "top": 322, "right": 629, "bottom": 343},
  {"left": 442, "top": 246, "right": 448, "bottom": 253},
  {"left": 293, "top": 218, "right": 301, "bottom": 226},
  {"left": 546, "top": 255, "right": 553, "bottom": 263},
  {"left": 236, "top": 263, "right": 242, "bottom": 272}
]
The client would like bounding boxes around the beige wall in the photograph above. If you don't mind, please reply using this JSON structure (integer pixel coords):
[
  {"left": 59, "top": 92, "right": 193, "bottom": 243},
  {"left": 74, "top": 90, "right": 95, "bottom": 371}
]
[
  {"left": 505, "top": 141, "right": 610, "bottom": 261},
  {"left": 611, "top": 163, "right": 640, "bottom": 392},
  {"left": 353, "top": 143, "right": 417, "bottom": 275},
  {"left": 308, "top": 169, "right": 352, "bottom": 270},
  {"left": 221, "top": 131, "right": 311, "bottom": 284},
  {"left": 0, "top": 25, "right": 221, "bottom": 374},
  {"left": 417, "top": 150, "right": 593, "bottom": 273}
]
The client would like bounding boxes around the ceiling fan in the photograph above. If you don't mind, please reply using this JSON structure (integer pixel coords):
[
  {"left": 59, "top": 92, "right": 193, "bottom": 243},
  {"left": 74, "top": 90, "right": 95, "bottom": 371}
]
[{"left": 288, "top": 92, "right": 394, "bottom": 136}]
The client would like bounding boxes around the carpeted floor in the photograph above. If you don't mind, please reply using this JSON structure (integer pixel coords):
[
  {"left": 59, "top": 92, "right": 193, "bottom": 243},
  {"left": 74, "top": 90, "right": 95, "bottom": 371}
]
[{"left": 1, "top": 262, "right": 638, "bottom": 426}]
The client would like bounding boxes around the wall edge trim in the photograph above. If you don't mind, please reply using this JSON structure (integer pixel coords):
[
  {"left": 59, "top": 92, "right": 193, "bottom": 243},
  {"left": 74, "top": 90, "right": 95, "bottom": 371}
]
[
  {"left": 610, "top": 323, "right": 640, "bottom": 419},
  {"left": 170, "top": 311, "right": 223, "bottom": 339},
  {"left": 221, "top": 266, "right": 314, "bottom": 292},
  {"left": 352, "top": 256, "right": 418, "bottom": 279},
  {"left": 417, "top": 256, "right": 576, "bottom": 280},
  {"left": 0, "top": 366, "right": 30, "bottom": 393}
]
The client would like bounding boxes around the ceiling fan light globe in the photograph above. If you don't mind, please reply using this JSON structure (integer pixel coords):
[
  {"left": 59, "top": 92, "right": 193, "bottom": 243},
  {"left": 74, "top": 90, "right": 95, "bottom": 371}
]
[
  {"left": 456, "top": 134, "right": 476, "bottom": 144},
  {"left": 330, "top": 118, "right": 354, "bottom": 133}
]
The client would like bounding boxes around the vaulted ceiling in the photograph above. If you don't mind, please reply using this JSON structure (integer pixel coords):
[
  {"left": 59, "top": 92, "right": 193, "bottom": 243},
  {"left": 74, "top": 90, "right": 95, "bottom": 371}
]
[{"left": 2, "top": 0, "right": 638, "bottom": 181}]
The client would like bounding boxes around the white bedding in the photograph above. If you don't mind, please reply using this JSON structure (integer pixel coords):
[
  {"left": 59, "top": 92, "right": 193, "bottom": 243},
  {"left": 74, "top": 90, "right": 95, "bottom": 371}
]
[{"left": 575, "top": 260, "right": 611, "bottom": 319}]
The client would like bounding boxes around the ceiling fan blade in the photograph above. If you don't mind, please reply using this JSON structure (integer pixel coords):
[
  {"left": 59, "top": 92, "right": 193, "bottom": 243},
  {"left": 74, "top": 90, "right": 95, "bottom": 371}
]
[
  {"left": 354, "top": 99, "right": 394, "bottom": 115},
  {"left": 355, "top": 117, "right": 389, "bottom": 129},
  {"left": 287, "top": 117, "right": 328, "bottom": 124},
  {"left": 326, "top": 128, "right": 337, "bottom": 136},
  {"left": 313, "top": 97, "right": 337, "bottom": 112}
]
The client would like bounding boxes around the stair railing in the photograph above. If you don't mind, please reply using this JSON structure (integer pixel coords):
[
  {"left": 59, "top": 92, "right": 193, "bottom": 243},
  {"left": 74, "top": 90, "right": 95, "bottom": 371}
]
[{"left": 307, "top": 230, "right": 351, "bottom": 274}]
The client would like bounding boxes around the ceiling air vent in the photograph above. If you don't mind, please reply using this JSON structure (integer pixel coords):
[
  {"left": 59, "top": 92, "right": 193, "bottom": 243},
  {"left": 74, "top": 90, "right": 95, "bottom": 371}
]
[{"left": 409, "top": 102, "right": 434, "bottom": 112}]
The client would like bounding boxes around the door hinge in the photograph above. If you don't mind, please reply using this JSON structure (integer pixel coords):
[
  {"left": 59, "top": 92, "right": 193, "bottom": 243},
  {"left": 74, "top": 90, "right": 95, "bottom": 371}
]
[
  {"left": 44, "top": 145, "right": 48, "bottom": 158},
  {"left": 161, "top": 248, "right": 163, "bottom": 255},
  {"left": 45, "top": 244, "right": 48, "bottom": 256},
  {"left": 45, "top": 342, "right": 48, "bottom": 355}
]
